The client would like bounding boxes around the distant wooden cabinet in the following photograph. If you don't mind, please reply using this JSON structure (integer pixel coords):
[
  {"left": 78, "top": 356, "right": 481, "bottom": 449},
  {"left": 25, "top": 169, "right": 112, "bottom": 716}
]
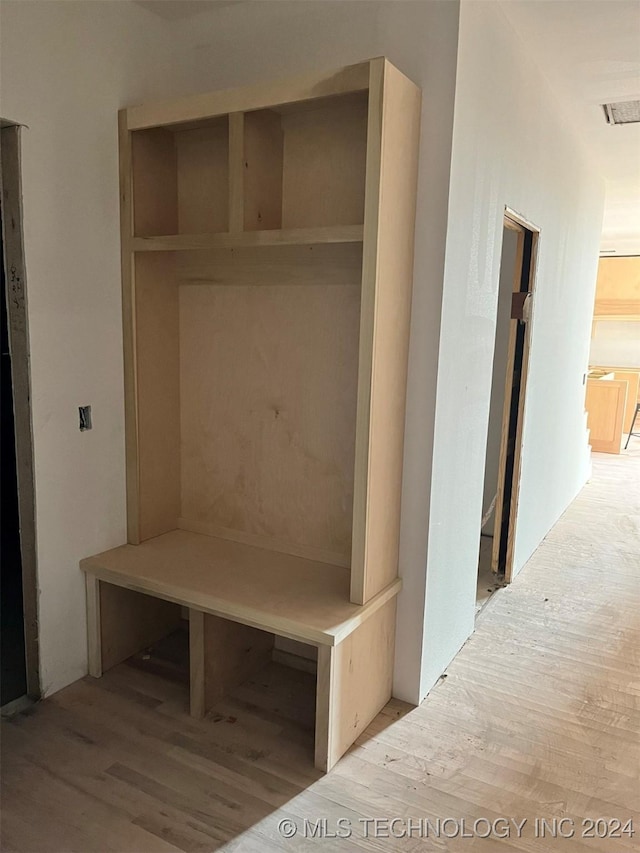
[
  {"left": 81, "top": 58, "right": 421, "bottom": 771},
  {"left": 585, "top": 375, "right": 628, "bottom": 454}
]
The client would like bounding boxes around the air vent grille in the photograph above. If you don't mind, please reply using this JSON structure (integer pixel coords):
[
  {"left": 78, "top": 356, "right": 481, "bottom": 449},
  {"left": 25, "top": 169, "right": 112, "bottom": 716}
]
[{"left": 602, "top": 100, "right": 640, "bottom": 125}]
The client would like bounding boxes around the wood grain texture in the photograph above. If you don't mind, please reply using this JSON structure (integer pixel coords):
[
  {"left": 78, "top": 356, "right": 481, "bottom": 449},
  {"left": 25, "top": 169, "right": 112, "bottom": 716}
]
[
  {"left": 125, "top": 59, "right": 371, "bottom": 130},
  {"left": 7, "top": 449, "right": 639, "bottom": 850},
  {"left": 175, "top": 121, "right": 228, "bottom": 234},
  {"left": 119, "top": 112, "right": 141, "bottom": 545},
  {"left": 612, "top": 371, "right": 640, "bottom": 431},
  {"left": 244, "top": 110, "right": 283, "bottom": 231},
  {"left": 228, "top": 112, "right": 244, "bottom": 232},
  {"left": 593, "top": 256, "right": 640, "bottom": 316},
  {"left": 134, "top": 253, "right": 181, "bottom": 540},
  {"left": 131, "top": 224, "right": 363, "bottom": 251},
  {"left": 80, "top": 529, "right": 400, "bottom": 647},
  {"left": 179, "top": 282, "right": 360, "bottom": 560},
  {"left": 131, "top": 127, "right": 177, "bottom": 237},
  {"left": 281, "top": 94, "right": 367, "bottom": 228},
  {"left": 175, "top": 242, "right": 362, "bottom": 288},
  {"left": 351, "top": 59, "right": 422, "bottom": 603},
  {"left": 202, "top": 614, "right": 274, "bottom": 709},
  {"left": 85, "top": 574, "right": 102, "bottom": 678},
  {"left": 188, "top": 609, "right": 205, "bottom": 719},
  {"left": 98, "top": 584, "right": 182, "bottom": 674},
  {"left": 585, "top": 377, "right": 628, "bottom": 453}
]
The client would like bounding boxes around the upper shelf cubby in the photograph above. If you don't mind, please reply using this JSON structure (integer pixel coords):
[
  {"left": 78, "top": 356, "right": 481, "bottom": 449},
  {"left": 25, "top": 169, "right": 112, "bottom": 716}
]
[
  {"left": 129, "top": 91, "right": 368, "bottom": 242},
  {"left": 132, "top": 116, "right": 229, "bottom": 238}
]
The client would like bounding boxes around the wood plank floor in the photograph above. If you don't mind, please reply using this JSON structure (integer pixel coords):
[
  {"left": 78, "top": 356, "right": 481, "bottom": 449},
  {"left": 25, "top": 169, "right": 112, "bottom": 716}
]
[{"left": 2, "top": 442, "right": 639, "bottom": 852}]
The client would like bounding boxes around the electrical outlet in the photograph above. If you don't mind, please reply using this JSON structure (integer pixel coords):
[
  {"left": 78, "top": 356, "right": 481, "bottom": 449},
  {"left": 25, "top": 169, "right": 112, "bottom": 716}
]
[{"left": 79, "top": 405, "right": 92, "bottom": 431}]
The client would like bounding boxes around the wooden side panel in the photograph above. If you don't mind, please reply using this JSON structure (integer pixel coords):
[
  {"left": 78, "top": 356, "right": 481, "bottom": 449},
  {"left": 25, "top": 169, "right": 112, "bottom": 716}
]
[
  {"left": 175, "top": 121, "right": 228, "bottom": 234},
  {"left": 202, "top": 613, "right": 274, "bottom": 709},
  {"left": 351, "top": 60, "right": 421, "bottom": 604},
  {"left": 593, "top": 257, "right": 640, "bottom": 316},
  {"left": 131, "top": 128, "right": 177, "bottom": 237},
  {"left": 316, "top": 597, "right": 396, "bottom": 771},
  {"left": 244, "top": 110, "right": 283, "bottom": 231},
  {"left": 135, "top": 253, "right": 181, "bottom": 540},
  {"left": 179, "top": 281, "right": 360, "bottom": 561},
  {"left": 612, "top": 372, "right": 640, "bottom": 432},
  {"left": 585, "top": 378, "right": 628, "bottom": 454},
  {"left": 99, "top": 583, "right": 182, "bottom": 673},
  {"left": 228, "top": 112, "right": 245, "bottom": 233},
  {"left": 281, "top": 95, "right": 368, "bottom": 229},
  {"left": 188, "top": 609, "right": 205, "bottom": 718}
]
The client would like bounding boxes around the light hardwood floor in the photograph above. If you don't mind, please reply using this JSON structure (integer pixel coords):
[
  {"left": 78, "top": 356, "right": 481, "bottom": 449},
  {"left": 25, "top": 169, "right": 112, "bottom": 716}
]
[{"left": 2, "top": 442, "right": 639, "bottom": 852}]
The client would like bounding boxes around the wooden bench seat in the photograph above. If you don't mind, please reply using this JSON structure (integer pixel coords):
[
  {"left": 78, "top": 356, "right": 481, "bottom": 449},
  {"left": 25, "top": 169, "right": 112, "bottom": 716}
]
[{"left": 81, "top": 529, "right": 400, "bottom": 771}]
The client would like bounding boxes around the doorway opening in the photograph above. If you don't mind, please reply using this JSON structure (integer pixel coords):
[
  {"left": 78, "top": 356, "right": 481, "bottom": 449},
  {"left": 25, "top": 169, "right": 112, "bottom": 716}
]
[
  {"left": 477, "top": 210, "right": 539, "bottom": 612},
  {"left": 1, "top": 123, "right": 40, "bottom": 709}
]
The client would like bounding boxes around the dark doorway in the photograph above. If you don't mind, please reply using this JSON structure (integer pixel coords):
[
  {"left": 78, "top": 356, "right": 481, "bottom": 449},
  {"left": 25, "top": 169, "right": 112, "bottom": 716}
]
[{"left": 1, "top": 210, "right": 28, "bottom": 704}]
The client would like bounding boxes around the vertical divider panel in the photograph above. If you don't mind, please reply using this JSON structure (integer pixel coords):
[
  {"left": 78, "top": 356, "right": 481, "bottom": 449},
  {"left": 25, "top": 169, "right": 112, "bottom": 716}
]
[
  {"left": 228, "top": 112, "right": 245, "bottom": 232},
  {"left": 118, "top": 111, "right": 140, "bottom": 544},
  {"left": 350, "top": 59, "right": 385, "bottom": 604},
  {"left": 243, "top": 110, "right": 283, "bottom": 231},
  {"left": 350, "top": 59, "right": 421, "bottom": 605}
]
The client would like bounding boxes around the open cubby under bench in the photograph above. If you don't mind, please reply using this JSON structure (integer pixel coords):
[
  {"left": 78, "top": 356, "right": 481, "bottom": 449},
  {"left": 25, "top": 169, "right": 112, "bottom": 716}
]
[
  {"left": 81, "top": 57, "right": 421, "bottom": 772},
  {"left": 81, "top": 530, "right": 399, "bottom": 771}
]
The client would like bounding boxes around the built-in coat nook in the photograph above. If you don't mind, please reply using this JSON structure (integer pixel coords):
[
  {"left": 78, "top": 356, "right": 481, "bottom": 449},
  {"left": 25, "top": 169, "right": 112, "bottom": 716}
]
[{"left": 81, "top": 56, "right": 421, "bottom": 772}]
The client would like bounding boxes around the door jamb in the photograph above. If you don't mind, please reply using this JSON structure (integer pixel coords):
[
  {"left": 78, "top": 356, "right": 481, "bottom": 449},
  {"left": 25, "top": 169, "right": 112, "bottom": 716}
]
[
  {"left": 1, "top": 123, "right": 41, "bottom": 699},
  {"left": 491, "top": 208, "right": 539, "bottom": 582}
]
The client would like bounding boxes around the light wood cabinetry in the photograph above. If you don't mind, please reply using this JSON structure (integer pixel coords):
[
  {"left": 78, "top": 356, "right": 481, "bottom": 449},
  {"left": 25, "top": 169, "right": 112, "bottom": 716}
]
[{"left": 81, "top": 57, "right": 421, "bottom": 771}]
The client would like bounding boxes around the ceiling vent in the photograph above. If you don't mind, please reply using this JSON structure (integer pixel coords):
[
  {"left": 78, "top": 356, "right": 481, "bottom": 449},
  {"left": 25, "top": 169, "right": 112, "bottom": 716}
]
[{"left": 602, "top": 100, "right": 640, "bottom": 125}]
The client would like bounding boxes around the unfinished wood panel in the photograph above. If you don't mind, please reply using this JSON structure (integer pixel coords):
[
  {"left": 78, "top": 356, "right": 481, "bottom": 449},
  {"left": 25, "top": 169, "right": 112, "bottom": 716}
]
[
  {"left": 593, "top": 256, "right": 640, "bottom": 316},
  {"left": 119, "top": 113, "right": 141, "bottom": 544},
  {"left": 131, "top": 128, "right": 177, "bottom": 237},
  {"left": 135, "top": 253, "right": 180, "bottom": 540},
  {"left": 202, "top": 614, "right": 274, "bottom": 709},
  {"left": 585, "top": 378, "right": 628, "bottom": 453},
  {"left": 80, "top": 530, "right": 400, "bottom": 647},
  {"left": 188, "top": 609, "right": 205, "bottom": 718},
  {"left": 318, "top": 597, "right": 396, "bottom": 771},
  {"left": 176, "top": 243, "right": 362, "bottom": 288},
  {"left": 175, "top": 120, "right": 228, "bottom": 234},
  {"left": 281, "top": 95, "right": 368, "bottom": 229},
  {"left": 0, "top": 125, "right": 40, "bottom": 698},
  {"left": 351, "top": 59, "right": 421, "bottom": 603},
  {"left": 243, "top": 110, "right": 283, "bottom": 231},
  {"left": 85, "top": 574, "right": 102, "bottom": 678},
  {"left": 98, "top": 583, "right": 181, "bottom": 673},
  {"left": 179, "top": 282, "right": 360, "bottom": 560},
  {"left": 126, "top": 60, "right": 370, "bottom": 130},
  {"left": 227, "top": 112, "right": 244, "bottom": 232},
  {"left": 612, "top": 371, "right": 640, "bottom": 431},
  {"left": 133, "top": 224, "right": 363, "bottom": 252}
]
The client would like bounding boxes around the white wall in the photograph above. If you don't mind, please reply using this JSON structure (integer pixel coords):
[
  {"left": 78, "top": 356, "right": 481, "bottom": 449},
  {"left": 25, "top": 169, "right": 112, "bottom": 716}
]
[
  {"left": 481, "top": 226, "right": 518, "bottom": 535},
  {"left": 419, "top": 0, "right": 604, "bottom": 697},
  {"left": 0, "top": 0, "right": 211, "bottom": 695},
  {"left": 0, "top": 0, "right": 460, "bottom": 699}
]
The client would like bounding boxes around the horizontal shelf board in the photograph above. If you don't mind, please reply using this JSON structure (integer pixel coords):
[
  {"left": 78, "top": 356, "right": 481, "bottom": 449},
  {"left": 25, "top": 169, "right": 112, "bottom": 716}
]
[
  {"left": 131, "top": 225, "right": 364, "bottom": 252},
  {"left": 81, "top": 530, "right": 400, "bottom": 646}
]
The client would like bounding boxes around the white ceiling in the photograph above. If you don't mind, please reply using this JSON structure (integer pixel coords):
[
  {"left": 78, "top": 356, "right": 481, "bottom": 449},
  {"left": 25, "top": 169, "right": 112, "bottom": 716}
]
[{"left": 499, "top": 0, "right": 640, "bottom": 255}]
